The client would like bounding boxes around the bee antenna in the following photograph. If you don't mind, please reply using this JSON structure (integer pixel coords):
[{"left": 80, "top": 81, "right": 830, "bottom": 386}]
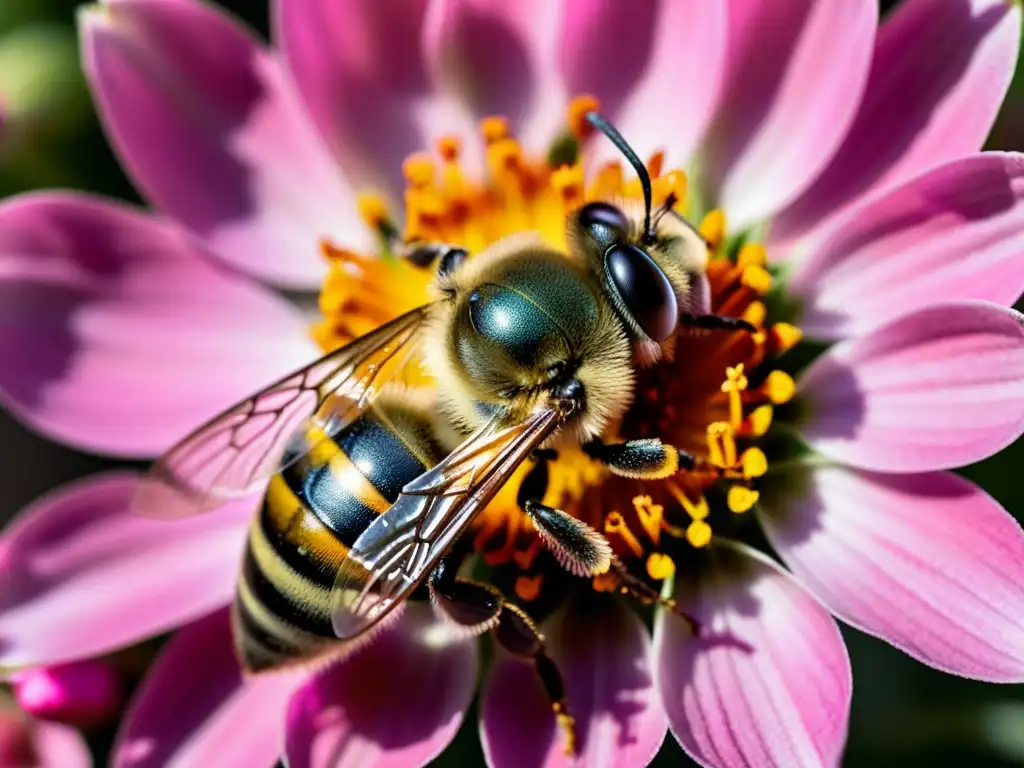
[{"left": 584, "top": 111, "right": 654, "bottom": 244}]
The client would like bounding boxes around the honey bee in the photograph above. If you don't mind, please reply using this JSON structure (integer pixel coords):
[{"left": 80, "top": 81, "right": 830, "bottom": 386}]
[{"left": 133, "top": 112, "right": 752, "bottom": 748}]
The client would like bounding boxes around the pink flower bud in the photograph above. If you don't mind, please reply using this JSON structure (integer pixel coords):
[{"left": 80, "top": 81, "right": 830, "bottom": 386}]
[{"left": 11, "top": 659, "right": 121, "bottom": 728}]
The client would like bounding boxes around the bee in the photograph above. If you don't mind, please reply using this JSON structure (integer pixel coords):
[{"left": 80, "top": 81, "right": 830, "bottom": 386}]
[{"left": 134, "top": 112, "right": 752, "bottom": 749}]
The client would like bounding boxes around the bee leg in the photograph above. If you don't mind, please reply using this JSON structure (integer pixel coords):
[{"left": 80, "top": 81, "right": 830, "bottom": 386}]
[
  {"left": 495, "top": 603, "right": 577, "bottom": 756},
  {"left": 583, "top": 437, "right": 716, "bottom": 480},
  {"left": 523, "top": 500, "right": 613, "bottom": 578},
  {"left": 609, "top": 559, "right": 701, "bottom": 635},
  {"left": 428, "top": 557, "right": 503, "bottom": 636},
  {"left": 429, "top": 558, "right": 577, "bottom": 755},
  {"left": 680, "top": 313, "right": 756, "bottom": 334}
]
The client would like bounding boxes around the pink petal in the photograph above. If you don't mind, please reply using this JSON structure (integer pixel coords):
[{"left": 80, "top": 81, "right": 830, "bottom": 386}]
[
  {"left": 559, "top": 0, "right": 726, "bottom": 169},
  {"left": 81, "top": 0, "right": 368, "bottom": 288},
  {"left": 284, "top": 604, "right": 476, "bottom": 768},
  {"left": 424, "top": 0, "right": 567, "bottom": 157},
  {"left": 760, "top": 466, "right": 1024, "bottom": 682},
  {"left": 700, "top": 0, "right": 877, "bottom": 229},
  {"left": 771, "top": 0, "right": 1022, "bottom": 253},
  {"left": 275, "top": 0, "right": 478, "bottom": 203},
  {"left": 113, "top": 608, "right": 306, "bottom": 768},
  {"left": 0, "top": 192, "right": 317, "bottom": 457},
  {"left": 33, "top": 721, "right": 93, "bottom": 768},
  {"left": 799, "top": 301, "right": 1024, "bottom": 472},
  {"left": 0, "top": 472, "right": 253, "bottom": 668},
  {"left": 791, "top": 153, "right": 1024, "bottom": 340},
  {"left": 654, "top": 541, "right": 851, "bottom": 768},
  {"left": 12, "top": 659, "right": 122, "bottom": 727},
  {"left": 480, "top": 598, "right": 667, "bottom": 768}
]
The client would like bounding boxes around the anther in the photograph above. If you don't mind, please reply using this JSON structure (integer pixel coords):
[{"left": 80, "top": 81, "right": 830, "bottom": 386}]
[
  {"left": 740, "top": 447, "right": 768, "bottom": 479},
  {"left": 740, "top": 264, "right": 773, "bottom": 295},
  {"left": 763, "top": 370, "right": 796, "bottom": 405},
  {"left": 686, "top": 519, "right": 712, "bottom": 548},
  {"left": 515, "top": 574, "right": 544, "bottom": 602},
  {"left": 588, "top": 161, "right": 624, "bottom": 199},
  {"left": 604, "top": 511, "right": 644, "bottom": 558},
  {"left": 356, "top": 194, "right": 391, "bottom": 233},
  {"left": 742, "top": 301, "right": 767, "bottom": 328},
  {"left": 551, "top": 164, "right": 585, "bottom": 211},
  {"left": 437, "top": 135, "right": 461, "bottom": 163},
  {"left": 402, "top": 153, "right": 436, "bottom": 188},
  {"left": 646, "top": 552, "right": 676, "bottom": 580},
  {"left": 706, "top": 422, "right": 738, "bottom": 468},
  {"left": 663, "top": 170, "right": 688, "bottom": 207},
  {"left": 737, "top": 242, "right": 767, "bottom": 269},
  {"left": 722, "top": 364, "right": 748, "bottom": 430},
  {"left": 632, "top": 495, "right": 664, "bottom": 544},
  {"left": 727, "top": 486, "right": 760, "bottom": 513},
  {"left": 668, "top": 483, "right": 709, "bottom": 521},
  {"left": 646, "top": 150, "right": 665, "bottom": 179},
  {"left": 699, "top": 209, "right": 726, "bottom": 251},
  {"left": 480, "top": 116, "right": 510, "bottom": 145},
  {"left": 769, "top": 323, "right": 803, "bottom": 356},
  {"left": 745, "top": 405, "right": 774, "bottom": 438},
  {"left": 567, "top": 94, "right": 601, "bottom": 139}
]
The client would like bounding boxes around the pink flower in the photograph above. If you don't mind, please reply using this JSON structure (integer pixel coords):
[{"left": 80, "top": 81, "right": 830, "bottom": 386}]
[
  {"left": 11, "top": 660, "right": 122, "bottom": 729},
  {"left": 0, "top": 698, "right": 92, "bottom": 768},
  {"left": 2, "top": 1, "right": 1024, "bottom": 766}
]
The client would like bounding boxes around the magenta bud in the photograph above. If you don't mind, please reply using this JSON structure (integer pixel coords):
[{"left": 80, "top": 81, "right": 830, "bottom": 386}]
[{"left": 11, "top": 659, "right": 121, "bottom": 727}]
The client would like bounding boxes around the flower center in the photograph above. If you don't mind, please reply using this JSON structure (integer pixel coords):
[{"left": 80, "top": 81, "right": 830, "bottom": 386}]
[{"left": 313, "top": 95, "right": 802, "bottom": 602}]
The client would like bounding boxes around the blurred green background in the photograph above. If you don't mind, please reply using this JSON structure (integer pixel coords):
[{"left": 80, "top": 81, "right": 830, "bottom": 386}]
[{"left": 0, "top": 1, "right": 1022, "bottom": 765}]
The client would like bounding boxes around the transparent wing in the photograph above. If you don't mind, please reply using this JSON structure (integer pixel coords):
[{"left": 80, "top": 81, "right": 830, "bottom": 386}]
[
  {"left": 133, "top": 306, "right": 433, "bottom": 519},
  {"left": 330, "top": 406, "right": 563, "bottom": 639}
]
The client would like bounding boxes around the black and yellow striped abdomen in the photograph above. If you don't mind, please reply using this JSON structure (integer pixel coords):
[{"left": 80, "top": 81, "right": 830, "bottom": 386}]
[{"left": 232, "top": 400, "right": 446, "bottom": 672}]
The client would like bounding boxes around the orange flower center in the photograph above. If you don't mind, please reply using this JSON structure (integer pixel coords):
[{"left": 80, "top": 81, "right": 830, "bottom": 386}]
[{"left": 313, "top": 95, "right": 802, "bottom": 602}]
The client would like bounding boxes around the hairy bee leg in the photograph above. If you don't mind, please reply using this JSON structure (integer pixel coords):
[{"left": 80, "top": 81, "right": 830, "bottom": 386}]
[
  {"left": 429, "top": 558, "right": 577, "bottom": 755},
  {"left": 496, "top": 603, "right": 577, "bottom": 756},
  {"left": 680, "top": 313, "right": 756, "bottom": 334},
  {"left": 428, "top": 557, "right": 503, "bottom": 635},
  {"left": 523, "top": 500, "right": 613, "bottom": 578},
  {"left": 583, "top": 437, "right": 717, "bottom": 480}
]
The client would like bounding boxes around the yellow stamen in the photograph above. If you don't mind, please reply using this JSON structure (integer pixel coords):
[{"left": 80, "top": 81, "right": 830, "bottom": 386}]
[
  {"left": 668, "top": 482, "right": 710, "bottom": 521},
  {"left": 604, "top": 511, "right": 644, "bottom": 557},
  {"left": 515, "top": 574, "right": 544, "bottom": 602},
  {"left": 721, "top": 364, "right": 748, "bottom": 430},
  {"left": 740, "top": 264, "right": 773, "bottom": 295},
  {"left": 646, "top": 552, "right": 676, "bottom": 580},
  {"left": 588, "top": 161, "right": 623, "bottom": 199},
  {"left": 737, "top": 242, "right": 767, "bottom": 269},
  {"left": 742, "top": 301, "right": 767, "bottom": 328},
  {"left": 356, "top": 193, "right": 390, "bottom": 232},
  {"left": 480, "top": 116, "right": 510, "bottom": 145},
  {"left": 763, "top": 370, "right": 796, "bottom": 405},
  {"left": 740, "top": 447, "right": 768, "bottom": 479},
  {"left": 402, "top": 153, "right": 436, "bottom": 188},
  {"left": 663, "top": 170, "right": 688, "bottom": 206},
  {"left": 746, "top": 405, "right": 774, "bottom": 438},
  {"left": 632, "top": 495, "right": 664, "bottom": 544},
  {"left": 552, "top": 164, "right": 585, "bottom": 213},
  {"left": 647, "top": 150, "right": 665, "bottom": 180},
  {"left": 706, "top": 421, "right": 737, "bottom": 468},
  {"left": 567, "top": 94, "right": 601, "bottom": 139},
  {"left": 770, "top": 322, "right": 803, "bottom": 355},
  {"left": 699, "top": 209, "right": 726, "bottom": 251},
  {"left": 687, "top": 520, "right": 713, "bottom": 548},
  {"left": 727, "top": 486, "right": 760, "bottom": 513}
]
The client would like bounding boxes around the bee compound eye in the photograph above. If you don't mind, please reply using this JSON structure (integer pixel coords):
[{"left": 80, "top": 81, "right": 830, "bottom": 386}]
[
  {"left": 604, "top": 243, "right": 679, "bottom": 342},
  {"left": 577, "top": 201, "right": 629, "bottom": 244}
]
